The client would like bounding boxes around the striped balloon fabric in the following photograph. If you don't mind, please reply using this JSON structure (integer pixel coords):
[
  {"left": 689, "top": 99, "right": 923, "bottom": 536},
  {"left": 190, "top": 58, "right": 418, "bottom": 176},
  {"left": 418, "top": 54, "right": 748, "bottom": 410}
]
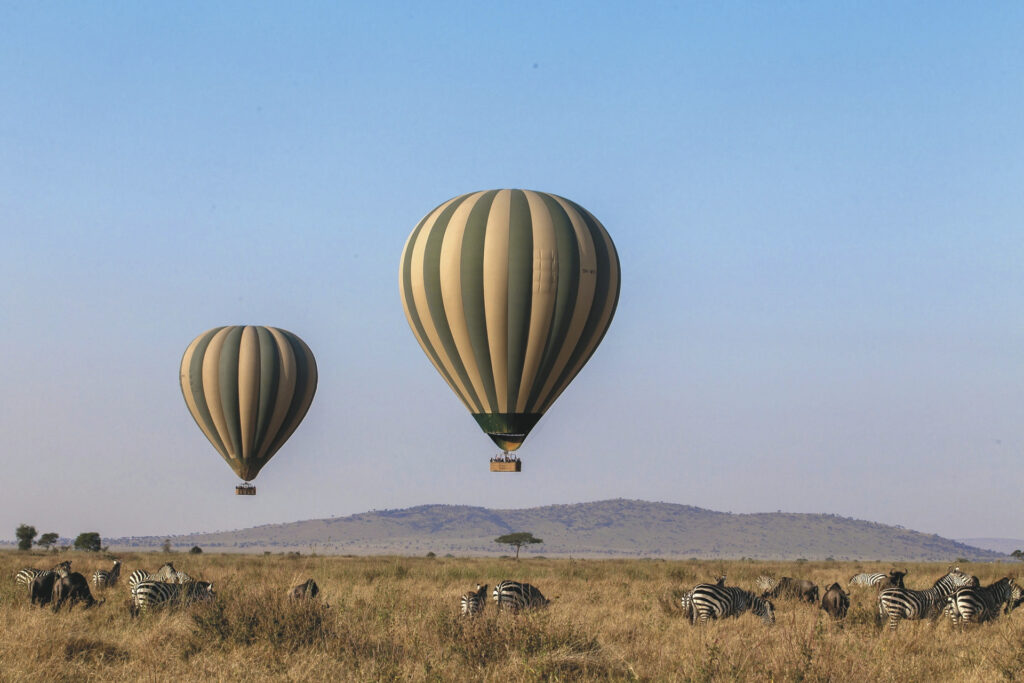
[
  {"left": 179, "top": 326, "right": 317, "bottom": 482},
  {"left": 399, "top": 189, "right": 620, "bottom": 452}
]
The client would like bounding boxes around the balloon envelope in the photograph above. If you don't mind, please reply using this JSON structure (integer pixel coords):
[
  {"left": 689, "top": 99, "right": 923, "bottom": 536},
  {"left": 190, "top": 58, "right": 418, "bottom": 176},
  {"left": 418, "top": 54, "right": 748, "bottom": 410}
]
[
  {"left": 180, "top": 326, "right": 317, "bottom": 481},
  {"left": 399, "top": 189, "right": 620, "bottom": 452}
]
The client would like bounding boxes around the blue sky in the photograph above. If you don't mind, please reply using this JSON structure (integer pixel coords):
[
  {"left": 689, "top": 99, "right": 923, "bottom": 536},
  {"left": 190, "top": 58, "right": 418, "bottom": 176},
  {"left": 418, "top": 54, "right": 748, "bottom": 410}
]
[{"left": 2, "top": 2, "right": 1022, "bottom": 542}]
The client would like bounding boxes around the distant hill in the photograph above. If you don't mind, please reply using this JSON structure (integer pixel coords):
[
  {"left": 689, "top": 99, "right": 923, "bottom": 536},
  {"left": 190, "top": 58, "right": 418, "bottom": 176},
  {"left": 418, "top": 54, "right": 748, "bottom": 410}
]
[
  {"left": 104, "top": 499, "right": 1007, "bottom": 561},
  {"left": 957, "top": 538, "right": 1024, "bottom": 555}
]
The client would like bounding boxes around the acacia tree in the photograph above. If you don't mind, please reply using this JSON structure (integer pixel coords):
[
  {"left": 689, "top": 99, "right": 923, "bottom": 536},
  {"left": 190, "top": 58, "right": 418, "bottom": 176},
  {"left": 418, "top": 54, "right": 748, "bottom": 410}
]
[
  {"left": 1012, "top": 549, "right": 1023, "bottom": 562},
  {"left": 15, "top": 524, "right": 37, "bottom": 551},
  {"left": 37, "top": 532, "right": 59, "bottom": 550},
  {"left": 74, "top": 532, "right": 102, "bottom": 552},
  {"left": 495, "top": 532, "right": 543, "bottom": 560}
]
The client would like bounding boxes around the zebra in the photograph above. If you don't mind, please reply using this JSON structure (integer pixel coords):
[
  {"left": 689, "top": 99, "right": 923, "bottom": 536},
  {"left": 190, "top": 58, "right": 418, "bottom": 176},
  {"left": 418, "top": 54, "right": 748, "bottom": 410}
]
[
  {"left": 689, "top": 583, "right": 775, "bottom": 626},
  {"left": 92, "top": 560, "right": 121, "bottom": 589},
  {"left": 680, "top": 590, "right": 696, "bottom": 621},
  {"left": 947, "top": 577, "right": 1024, "bottom": 628},
  {"left": 16, "top": 560, "right": 71, "bottom": 590},
  {"left": 850, "top": 570, "right": 906, "bottom": 588},
  {"left": 492, "top": 580, "right": 549, "bottom": 612},
  {"left": 460, "top": 584, "right": 488, "bottom": 616},
  {"left": 131, "top": 580, "right": 215, "bottom": 615},
  {"left": 680, "top": 576, "right": 724, "bottom": 620},
  {"left": 169, "top": 570, "right": 193, "bottom": 584},
  {"left": 16, "top": 567, "right": 45, "bottom": 589},
  {"left": 755, "top": 575, "right": 776, "bottom": 593},
  {"left": 877, "top": 568, "right": 977, "bottom": 631},
  {"left": 127, "top": 563, "right": 178, "bottom": 595}
]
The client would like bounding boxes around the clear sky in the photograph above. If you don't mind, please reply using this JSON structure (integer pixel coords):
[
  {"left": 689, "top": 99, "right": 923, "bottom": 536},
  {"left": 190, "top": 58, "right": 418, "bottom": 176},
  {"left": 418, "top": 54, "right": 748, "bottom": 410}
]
[{"left": 2, "top": 2, "right": 1022, "bottom": 542}]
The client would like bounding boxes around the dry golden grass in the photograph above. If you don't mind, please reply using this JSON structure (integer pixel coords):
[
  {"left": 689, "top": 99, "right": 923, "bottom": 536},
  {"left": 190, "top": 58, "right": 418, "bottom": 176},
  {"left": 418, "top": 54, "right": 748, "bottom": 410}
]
[{"left": 2, "top": 550, "right": 1024, "bottom": 681}]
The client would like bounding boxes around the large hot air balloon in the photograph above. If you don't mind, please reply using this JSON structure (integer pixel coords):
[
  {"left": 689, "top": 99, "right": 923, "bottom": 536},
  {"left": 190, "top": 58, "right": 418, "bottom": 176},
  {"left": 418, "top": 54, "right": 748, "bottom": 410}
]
[
  {"left": 179, "top": 326, "right": 317, "bottom": 494},
  {"left": 399, "top": 189, "right": 620, "bottom": 472}
]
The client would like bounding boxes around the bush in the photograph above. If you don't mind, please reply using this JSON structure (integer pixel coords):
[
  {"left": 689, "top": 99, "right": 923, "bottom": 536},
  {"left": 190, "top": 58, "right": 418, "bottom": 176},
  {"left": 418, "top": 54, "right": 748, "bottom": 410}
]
[{"left": 190, "top": 546, "right": 203, "bottom": 554}]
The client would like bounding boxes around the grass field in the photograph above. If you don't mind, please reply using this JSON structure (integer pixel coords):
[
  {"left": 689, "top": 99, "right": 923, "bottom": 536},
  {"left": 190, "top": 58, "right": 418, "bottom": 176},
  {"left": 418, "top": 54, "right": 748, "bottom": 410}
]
[{"left": 2, "top": 550, "right": 1023, "bottom": 681}]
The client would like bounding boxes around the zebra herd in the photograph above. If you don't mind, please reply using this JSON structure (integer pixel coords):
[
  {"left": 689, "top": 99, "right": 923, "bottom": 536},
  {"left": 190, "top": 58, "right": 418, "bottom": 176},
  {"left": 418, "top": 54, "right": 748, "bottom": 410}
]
[
  {"left": 672, "top": 567, "right": 1024, "bottom": 631},
  {"left": 459, "top": 580, "right": 550, "bottom": 615},
  {"left": 12, "top": 559, "right": 214, "bottom": 615},
  {"left": 13, "top": 559, "right": 1023, "bottom": 632}
]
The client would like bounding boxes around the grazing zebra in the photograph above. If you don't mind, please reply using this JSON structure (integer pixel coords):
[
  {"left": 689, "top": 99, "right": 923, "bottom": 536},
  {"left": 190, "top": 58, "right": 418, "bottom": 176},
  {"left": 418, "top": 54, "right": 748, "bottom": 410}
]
[
  {"left": 877, "top": 569, "right": 977, "bottom": 631},
  {"left": 169, "top": 570, "right": 193, "bottom": 584},
  {"left": 850, "top": 573, "right": 887, "bottom": 586},
  {"left": 850, "top": 570, "right": 907, "bottom": 589},
  {"left": 689, "top": 583, "right": 775, "bottom": 626},
  {"left": 16, "top": 560, "right": 71, "bottom": 590},
  {"left": 680, "top": 576, "right": 724, "bottom": 620},
  {"left": 460, "top": 584, "right": 488, "bottom": 616},
  {"left": 16, "top": 567, "right": 45, "bottom": 589},
  {"left": 492, "top": 580, "right": 549, "bottom": 612},
  {"left": 127, "top": 563, "right": 177, "bottom": 595},
  {"left": 92, "top": 560, "right": 121, "bottom": 589},
  {"left": 680, "top": 590, "right": 694, "bottom": 620},
  {"left": 131, "top": 580, "right": 215, "bottom": 615},
  {"left": 947, "top": 577, "right": 1024, "bottom": 628}
]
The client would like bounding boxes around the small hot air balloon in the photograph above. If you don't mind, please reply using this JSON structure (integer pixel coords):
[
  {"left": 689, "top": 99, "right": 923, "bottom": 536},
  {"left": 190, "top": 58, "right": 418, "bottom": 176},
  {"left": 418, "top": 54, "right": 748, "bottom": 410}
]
[
  {"left": 399, "top": 189, "right": 620, "bottom": 471},
  {"left": 180, "top": 326, "right": 317, "bottom": 494}
]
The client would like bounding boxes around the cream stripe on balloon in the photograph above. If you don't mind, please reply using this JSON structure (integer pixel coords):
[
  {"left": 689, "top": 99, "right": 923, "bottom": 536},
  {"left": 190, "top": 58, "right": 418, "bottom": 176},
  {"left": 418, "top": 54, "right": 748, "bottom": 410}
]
[
  {"left": 237, "top": 326, "right": 261, "bottom": 461},
  {"left": 440, "top": 192, "right": 488, "bottom": 413},
  {"left": 482, "top": 190, "right": 512, "bottom": 413},
  {"left": 253, "top": 327, "right": 297, "bottom": 463},
  {"left": 515, "top": 192, "right": 558, "bottom": 413},
  {"left": 532, "top": 197, "right": 598, "bottom": 412},
  {"left": 409, "top": 203, "right": 477, "bottom": 411},
  {"left": 201, "top": 327, "right": 239, "bottom": 468},
  {"left": 540, "top": 207, "right": 619, "bottom": 414},
  {"left": 180, "top": 332, "right": 226, "bottom": 456},
  {"left": 289, "top": 334, "right": 318, "bottom": 436},
  {"left": 399, "top": 203, "right": 465, "bottom": 404}
]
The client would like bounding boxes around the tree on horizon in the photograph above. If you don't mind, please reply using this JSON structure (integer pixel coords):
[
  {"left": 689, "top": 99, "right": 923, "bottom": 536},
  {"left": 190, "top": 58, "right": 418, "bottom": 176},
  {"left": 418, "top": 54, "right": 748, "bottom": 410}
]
[
  {"left": 37, "top": 532, "right": 59, "bottom": 550},
  {"left": 495, "top": 532, "right": 543, "bottom": 560},
  {"left": 74, "top": 532, "right": 102, "bottom": 552},
  {"left": 15, "top": 524, "right": 37, "bottom": 551}
]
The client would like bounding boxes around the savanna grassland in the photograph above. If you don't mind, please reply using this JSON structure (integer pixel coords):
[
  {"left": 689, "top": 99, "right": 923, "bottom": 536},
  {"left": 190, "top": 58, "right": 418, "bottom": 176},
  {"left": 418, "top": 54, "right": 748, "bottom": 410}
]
[{"left": 2, "top": 550, "right": 1024, "bottom": 682}]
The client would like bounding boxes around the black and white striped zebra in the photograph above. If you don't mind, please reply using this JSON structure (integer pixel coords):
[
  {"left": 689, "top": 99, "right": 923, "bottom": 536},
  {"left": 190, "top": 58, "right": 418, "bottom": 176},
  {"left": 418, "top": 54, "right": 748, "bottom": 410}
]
[
  {"left": 460, "top": 584, "right": 488, "bottom": 616},
  {"left": 164, "top": 568, "right": 192, "bottom": 584},
  {"left": 128, "top": 563, "right": 177, "bottom": 595},
  {"left": 877, "top": 568, "right": 977, "bottom": 631},
  {"left": 130, "top": 580, "right": 215, "bottom": 615},
  {"left": 16, "top": 560, "right": 71, "bottom": 590},
  {"left": 947, "top": 577, "right": 1024, "bottom": 628},
  {"left": 849, "top": 573, "right": 887, "bottom": 586},
  {"left": 92, "top": 560, "right": 121, "bottom": 589},
  {"left": 755, "top": 575, "right": 776, "bottom": 593},
  {"left": 16, "top": 567, "right": 45, "bottom": 589},
  {"left": 689, "top": 583, "right": 775, "bottom": 626},
  {"left": 492, "top": 580, "right": 549, "bottom": 612},
  {"left": 850, "top": 570, "right": 906, "bottom": 588},
  {"left": 680, "top": 576, "right": 725, "bottom": 620},
  {"left": 15, "top": 561, "right": 70, "bottom": 593}
]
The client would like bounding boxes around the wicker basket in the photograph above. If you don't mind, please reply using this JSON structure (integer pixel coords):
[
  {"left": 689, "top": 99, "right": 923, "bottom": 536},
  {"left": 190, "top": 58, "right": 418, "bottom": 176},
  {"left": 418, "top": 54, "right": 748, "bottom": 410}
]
[
  {"left": 235, "top": 483, "right": 257, "bottom": 495},
  {"left": 489, "top": 460, "right": 522, "bottom": 473}
]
